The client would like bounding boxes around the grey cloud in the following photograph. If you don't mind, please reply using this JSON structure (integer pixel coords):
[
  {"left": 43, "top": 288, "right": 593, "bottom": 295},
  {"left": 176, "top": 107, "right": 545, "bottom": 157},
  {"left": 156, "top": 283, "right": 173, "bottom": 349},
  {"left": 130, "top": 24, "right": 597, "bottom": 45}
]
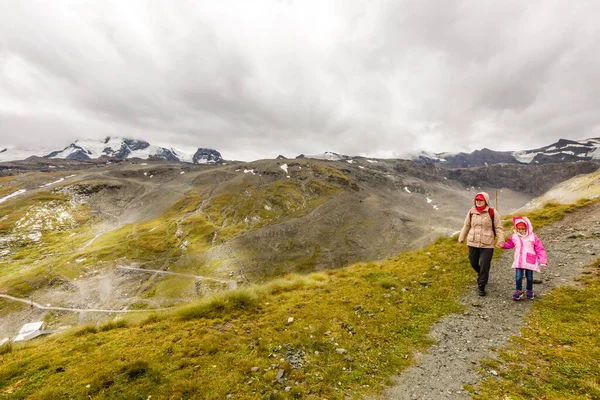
[{"left": 1, "top": 0, "right": 600, "bottom": 159}]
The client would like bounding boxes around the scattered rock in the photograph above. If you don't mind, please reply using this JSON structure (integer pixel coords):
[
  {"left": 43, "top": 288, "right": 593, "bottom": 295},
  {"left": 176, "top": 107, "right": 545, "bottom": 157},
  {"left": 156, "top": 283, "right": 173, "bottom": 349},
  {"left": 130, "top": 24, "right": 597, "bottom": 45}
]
[{"left": 275, "top": 369, "right": 285, "bottom": 380}]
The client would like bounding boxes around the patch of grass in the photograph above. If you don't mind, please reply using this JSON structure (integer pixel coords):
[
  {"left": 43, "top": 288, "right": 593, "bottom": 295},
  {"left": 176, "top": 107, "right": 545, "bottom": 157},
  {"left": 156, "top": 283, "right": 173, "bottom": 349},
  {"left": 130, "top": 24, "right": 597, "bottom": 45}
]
[
  {"left": 0, "top": 185, "right": 20, "bottom": 201},
  {"left": 0, "top": 199, "right": 595, "bottom": 399},
  {"left": 140, "top": 313, "right": 163, "bottom": 326},
  {"left": 474, "top": 260, "right": 600, "bottom": 399},
  {"left": 0, "top": 237, "right": 469, "bottom": 399},
  {"left": 262, "top": 273, "right": 323, "bottom": 295},
  {"left": 120, "top": 360, "right": 151, "bottom": 381},
  {"left": 0, "top": 343, "right": 12, "bottom": 356},
  {"left": 0, "top": 192, "right": 71, "bottom": 233},
  {"left": 202, "top": 178, "right": 341, "bottom": 242},
  {"left": 311, "top": 165, "right": 357, "bottom": 189},
  {"left": 71, "top": 324, "right": 98, "bottom": 337},
  {"left": 505, "top": 198, "right": 599, "bottom": 229},
  {"left": 361, "top": 271, "right": 398, "bottom": 289},
  {"left": 153, "top": 275, "right": 196, "bottom": 299},
  {"left": 0, "top": 265, "right": 53, "bottom": 298},
  {"left": 177, "top": 287, "right": 259, "bottom": 320},
  {"left": 98, "top": 319, "right": 128, "bottom": 332}
]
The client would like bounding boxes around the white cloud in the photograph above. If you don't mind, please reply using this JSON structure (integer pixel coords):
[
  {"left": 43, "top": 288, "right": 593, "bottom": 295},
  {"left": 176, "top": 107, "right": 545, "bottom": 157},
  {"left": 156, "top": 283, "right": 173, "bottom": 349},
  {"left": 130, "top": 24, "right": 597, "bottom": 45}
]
[{"left": 1, "top": 0, "right": 600, "bottom": 161}]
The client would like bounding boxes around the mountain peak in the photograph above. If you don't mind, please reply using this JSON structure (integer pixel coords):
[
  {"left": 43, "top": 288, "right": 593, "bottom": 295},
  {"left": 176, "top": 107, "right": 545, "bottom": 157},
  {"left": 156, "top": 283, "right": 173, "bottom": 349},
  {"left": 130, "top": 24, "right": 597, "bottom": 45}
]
[
  {"left": 416, "top": 137, "right": 600, "bottom": 168},
  {"left": 0, "top": 137, "right": 223, "bottom": 164}
]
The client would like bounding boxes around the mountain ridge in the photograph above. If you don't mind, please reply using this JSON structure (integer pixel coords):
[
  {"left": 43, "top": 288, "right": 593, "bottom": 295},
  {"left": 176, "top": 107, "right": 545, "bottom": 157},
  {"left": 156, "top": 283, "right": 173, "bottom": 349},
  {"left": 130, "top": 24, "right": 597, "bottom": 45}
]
[
  {"left": 3, "top": 136, "right": 600, "bottom": 167},
  {"left": 0, "top": 136, "right": 223, "bottom": 165},
  {"left": 415, "top": 137, "right": 600, "bottom": 168}
]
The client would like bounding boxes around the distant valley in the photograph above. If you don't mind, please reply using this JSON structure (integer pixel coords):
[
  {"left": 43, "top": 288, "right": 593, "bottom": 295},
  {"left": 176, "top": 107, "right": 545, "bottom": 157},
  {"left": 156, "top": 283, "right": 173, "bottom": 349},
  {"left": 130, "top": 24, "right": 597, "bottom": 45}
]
[{"left": 0, "top": 136, "right": 599, "bottom": 338}]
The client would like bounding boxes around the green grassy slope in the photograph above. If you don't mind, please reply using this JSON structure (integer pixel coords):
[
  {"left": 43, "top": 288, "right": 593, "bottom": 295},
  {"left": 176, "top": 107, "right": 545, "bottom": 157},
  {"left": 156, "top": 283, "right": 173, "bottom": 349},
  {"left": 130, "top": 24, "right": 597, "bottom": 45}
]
[
  {"left": 0, "top": 166, "right": 346, "bottom": 300},
  {"left": 1, "top": 200, "right": 596, "bottom": 399}
]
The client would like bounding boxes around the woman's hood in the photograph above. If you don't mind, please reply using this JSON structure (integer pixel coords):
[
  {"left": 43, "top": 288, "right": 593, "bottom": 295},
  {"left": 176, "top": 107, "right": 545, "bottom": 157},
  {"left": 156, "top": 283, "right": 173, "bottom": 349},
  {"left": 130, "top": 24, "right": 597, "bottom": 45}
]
[{"left": 473, "top": 192, "right": 492, "bottom": 207}]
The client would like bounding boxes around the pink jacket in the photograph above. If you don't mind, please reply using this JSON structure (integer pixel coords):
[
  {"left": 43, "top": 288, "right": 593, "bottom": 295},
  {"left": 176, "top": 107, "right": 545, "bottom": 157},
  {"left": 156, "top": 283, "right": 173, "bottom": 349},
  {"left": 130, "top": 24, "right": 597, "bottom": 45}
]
[{"left": 502, "top": 216, "right": 548, "bottom": 272}]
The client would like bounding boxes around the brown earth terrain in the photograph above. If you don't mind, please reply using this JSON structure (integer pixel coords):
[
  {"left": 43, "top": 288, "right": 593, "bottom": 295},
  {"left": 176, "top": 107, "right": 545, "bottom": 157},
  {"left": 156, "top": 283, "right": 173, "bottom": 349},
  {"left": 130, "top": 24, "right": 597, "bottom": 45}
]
[{"left": 0, "top": 159, "right": 596, "bottom": 341}]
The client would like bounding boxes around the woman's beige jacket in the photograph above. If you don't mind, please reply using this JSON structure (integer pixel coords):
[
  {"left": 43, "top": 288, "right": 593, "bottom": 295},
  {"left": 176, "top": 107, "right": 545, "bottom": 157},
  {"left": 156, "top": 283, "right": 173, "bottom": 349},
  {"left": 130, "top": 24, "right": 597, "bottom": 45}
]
[{"left": 458, "top": 192, "right": 504, "bottom": 248}]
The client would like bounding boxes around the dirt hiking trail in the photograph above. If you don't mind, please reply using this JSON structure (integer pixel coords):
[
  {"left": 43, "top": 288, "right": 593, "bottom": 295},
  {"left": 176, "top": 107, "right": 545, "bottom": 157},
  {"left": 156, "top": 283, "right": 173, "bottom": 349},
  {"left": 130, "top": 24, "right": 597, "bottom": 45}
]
[{"left": 381, "top": 202, "right": 600, "bottom": 400}]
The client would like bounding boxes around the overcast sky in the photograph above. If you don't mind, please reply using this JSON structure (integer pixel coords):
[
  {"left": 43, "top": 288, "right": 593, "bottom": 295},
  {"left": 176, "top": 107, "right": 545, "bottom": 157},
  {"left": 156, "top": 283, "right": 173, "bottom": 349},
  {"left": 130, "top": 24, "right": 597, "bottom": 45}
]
[{"left": 1, "top": 1, "right": 600, "bottom": 161}]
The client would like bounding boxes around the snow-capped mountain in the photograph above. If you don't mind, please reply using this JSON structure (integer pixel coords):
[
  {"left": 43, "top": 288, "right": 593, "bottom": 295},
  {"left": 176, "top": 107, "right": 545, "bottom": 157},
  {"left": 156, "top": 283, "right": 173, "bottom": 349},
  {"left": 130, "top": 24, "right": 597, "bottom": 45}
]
[
  {"left": 297, "top": 151, "right": 351, "bottom": 161},
  {"left": 416, "top": 137, "right": 600, "bottom": 168},
  {"left": 0, "top": 146, "right": 49, "bottom": 163},
  {"left": 512, "top": 138, "right": 600, "bottom": 164},
  {"left": 0, "top": 137, "right": 223, "bottom": 164}
]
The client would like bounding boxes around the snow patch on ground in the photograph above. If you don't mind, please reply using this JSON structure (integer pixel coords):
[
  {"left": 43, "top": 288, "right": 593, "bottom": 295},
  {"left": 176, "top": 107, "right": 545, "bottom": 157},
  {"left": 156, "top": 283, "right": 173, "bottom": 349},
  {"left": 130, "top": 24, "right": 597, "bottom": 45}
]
[
  {"left": 0, "top": 189, "right": 88, "bottom": 255},
  {"left": 40, "top": 177, "right": 65, "bottom": 188},
  {"left": 0, "top": 189, "right": 27, "bottom": 204},
  {"left": 512, "top": 151, "right": 539, "bottom": 164},
  {"left": 589, "top": 147, "right": 600, "bottom": 159}
]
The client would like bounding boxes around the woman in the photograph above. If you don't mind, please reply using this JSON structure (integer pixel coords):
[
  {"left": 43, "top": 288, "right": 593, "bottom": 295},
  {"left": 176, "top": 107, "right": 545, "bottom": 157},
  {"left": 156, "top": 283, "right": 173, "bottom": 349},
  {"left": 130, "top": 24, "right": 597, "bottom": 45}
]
[{"left": 458, "top": 192, "right": 504, "bottom": 296}]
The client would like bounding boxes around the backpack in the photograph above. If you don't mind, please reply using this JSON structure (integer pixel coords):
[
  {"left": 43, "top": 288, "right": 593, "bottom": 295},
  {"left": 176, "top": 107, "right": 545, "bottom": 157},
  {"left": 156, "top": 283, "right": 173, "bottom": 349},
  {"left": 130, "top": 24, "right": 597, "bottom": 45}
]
[{"left": 470, "top": 207, "right": 496, "bottom": 236}]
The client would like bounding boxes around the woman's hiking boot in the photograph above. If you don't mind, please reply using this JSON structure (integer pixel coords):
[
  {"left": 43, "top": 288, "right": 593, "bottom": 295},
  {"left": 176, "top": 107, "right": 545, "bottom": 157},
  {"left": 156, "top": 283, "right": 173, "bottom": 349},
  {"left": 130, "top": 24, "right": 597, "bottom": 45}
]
[
  {"left": 526, "top": 290, "right": 535, "bottom": 300},
  {"left": 512, "top": 290, "right": 523, "bottom": 301},
  {"left": 478, "top": 287, "right": 486, "bottom": 296}
]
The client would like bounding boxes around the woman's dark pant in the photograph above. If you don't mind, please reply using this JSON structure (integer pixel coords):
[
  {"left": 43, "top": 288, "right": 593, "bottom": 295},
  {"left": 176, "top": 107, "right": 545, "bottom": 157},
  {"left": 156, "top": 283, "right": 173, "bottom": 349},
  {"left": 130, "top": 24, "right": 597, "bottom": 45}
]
[
  {"left": 515, "top": 268, "right": 534, "bottom": 291},
  {"left": 468, "top": 246, "right": 494, "bottom": 289}
]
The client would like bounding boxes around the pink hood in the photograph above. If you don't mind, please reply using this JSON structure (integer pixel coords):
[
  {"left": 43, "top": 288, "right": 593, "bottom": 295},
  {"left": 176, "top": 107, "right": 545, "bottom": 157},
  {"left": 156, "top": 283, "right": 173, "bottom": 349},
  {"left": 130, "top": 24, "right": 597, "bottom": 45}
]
[{"left": 512, "top": 216, "right": 533, "bottom": 236}]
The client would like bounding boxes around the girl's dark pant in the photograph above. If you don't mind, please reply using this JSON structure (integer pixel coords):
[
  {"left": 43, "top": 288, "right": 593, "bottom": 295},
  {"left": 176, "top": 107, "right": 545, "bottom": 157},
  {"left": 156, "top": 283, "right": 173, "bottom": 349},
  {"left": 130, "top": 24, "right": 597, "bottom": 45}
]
[
  {"left": 468, "top": 246, "right": 494, "bottom": 290},
  {"left": 515, "top": 268, "right": 534, "bottom": 291}
]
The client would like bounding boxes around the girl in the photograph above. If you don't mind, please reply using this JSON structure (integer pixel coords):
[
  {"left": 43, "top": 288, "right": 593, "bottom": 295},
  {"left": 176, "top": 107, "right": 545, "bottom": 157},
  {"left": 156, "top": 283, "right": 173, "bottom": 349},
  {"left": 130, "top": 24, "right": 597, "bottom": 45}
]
[{"left": 502, "top": 216, "right": 548, "bottom": 300}]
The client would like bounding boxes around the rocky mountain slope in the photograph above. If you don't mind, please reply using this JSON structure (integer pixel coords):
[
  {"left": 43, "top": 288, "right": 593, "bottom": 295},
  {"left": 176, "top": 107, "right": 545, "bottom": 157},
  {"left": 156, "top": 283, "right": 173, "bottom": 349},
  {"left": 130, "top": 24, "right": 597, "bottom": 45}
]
[
  {"left": 417, "top": 137, "right": 600, "bottom": 168},
  {"left": 3, "top": 136, "right": 600, "bottom": 168},
  {"left": 0, "top": 155, "right": 598, "bottom": 338},
  {"left": 0, "top": 136, "right": 222, "bottom": 164}
]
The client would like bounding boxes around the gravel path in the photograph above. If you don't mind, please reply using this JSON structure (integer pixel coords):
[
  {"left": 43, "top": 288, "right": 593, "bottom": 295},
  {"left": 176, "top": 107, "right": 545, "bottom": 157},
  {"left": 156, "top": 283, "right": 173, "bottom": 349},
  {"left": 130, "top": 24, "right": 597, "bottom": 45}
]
[{"left": 381, "top": 202, "right": 600, "bottom": 400}]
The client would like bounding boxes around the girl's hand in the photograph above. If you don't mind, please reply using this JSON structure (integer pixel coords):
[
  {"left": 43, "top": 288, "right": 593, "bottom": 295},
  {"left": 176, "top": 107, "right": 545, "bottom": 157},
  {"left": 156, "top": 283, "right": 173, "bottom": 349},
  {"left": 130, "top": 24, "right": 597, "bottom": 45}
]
[{"left": 540, "top": 264, "right": 547, "bottom": 267}]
